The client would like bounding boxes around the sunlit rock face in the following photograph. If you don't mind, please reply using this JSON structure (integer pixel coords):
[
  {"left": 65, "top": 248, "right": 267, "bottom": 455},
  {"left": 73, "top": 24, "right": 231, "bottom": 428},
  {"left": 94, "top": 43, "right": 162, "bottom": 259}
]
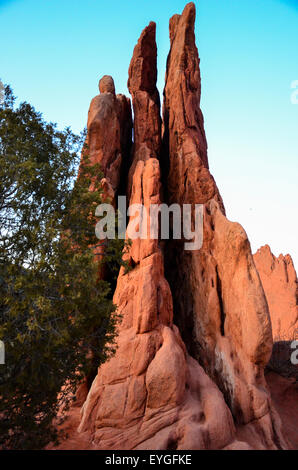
[
  {"left": 254, "top": 245, "right": 298, "bottom": 341},
  {"left": 83, "top": 74, "right": 132, "bottom": 195},
  {"left": 61, "top": 2, "right": 290, "bottom": 450},
  {"left": 162, "top": 3, "right": 287, "bottom": 447}
]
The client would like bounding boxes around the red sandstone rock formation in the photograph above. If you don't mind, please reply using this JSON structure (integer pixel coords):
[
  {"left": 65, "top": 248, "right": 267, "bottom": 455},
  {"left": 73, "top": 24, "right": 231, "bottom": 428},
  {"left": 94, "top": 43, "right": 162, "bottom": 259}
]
[
  {"left": 56, "top": 3, "right": 292, "bottom": 450},
  {"left": 78, "top": 156, "right": 238, "bottom": 450},
  {"left": 78, "top": 17, "right": 238, "bottom": 451},
  {"left": 162, "top": 3, "right": 286, "bottom": 448},
  {"left": 254, "top": 245, "right": 298, "bottom": 341},
  {"left": 266, "top": 372, "right": 298, "bottom": 450},
  {"left": 83, "top": 74, "right": 132, "bottom": 197},
  {"left": 126, "top": 22, "right": 161, "bottom": 197},
  {"left": 80, "top": 74, "right": 132, "bottom": 277}
]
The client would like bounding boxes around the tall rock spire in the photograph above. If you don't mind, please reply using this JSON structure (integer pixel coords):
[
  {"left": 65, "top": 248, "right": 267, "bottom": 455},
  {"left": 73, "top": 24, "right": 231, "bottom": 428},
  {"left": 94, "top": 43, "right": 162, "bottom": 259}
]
[
  {"left": 83, "top": 75, "right": 132, "bottom": 194},
  {"left": 163, "top": 3, "right": 223, "bottom": 209},
  {"left": 77, "top": 20, "right": 239, "bottom": 451},
  {"left": 79, "top": 75, "right": 132, "bottom": 281},
  {"left": 126, "top": 22, "right": 161, "bottom": 196},
  {"left": 162, "top": 3, "right": 286, "bottom": 448},
  {"left": 57, "top": 3, "right": 290, "bottom": 451}
]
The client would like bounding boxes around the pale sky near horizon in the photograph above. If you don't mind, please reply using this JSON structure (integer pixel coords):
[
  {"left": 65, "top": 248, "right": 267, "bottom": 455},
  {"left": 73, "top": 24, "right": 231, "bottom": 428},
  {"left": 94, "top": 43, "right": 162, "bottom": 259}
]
[{"left": 1, "top": 0, "right": 298, "bottom": 267}]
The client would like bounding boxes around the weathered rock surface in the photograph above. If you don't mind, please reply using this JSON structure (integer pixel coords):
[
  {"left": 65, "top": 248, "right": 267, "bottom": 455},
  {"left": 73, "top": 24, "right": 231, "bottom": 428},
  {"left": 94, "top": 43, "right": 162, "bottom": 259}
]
[
  {"left": 78, "top": 18, "right": 239, "bottom": 451},
  {"left": 78, "top": 156, "right": 238, "bottom": 450},
  {"left": 266, "top": 372, "right": 298, "bottom": 450},
  {"left": 162, "top": 5, "right": 224, "bottom": 211},
  {"left": 54, "top": 3, "right": 292, "bottom": 450},
  {"left": 162, "top": 2, "right": 286, "bottom": 448},
  {"left": 254, "top": 245, "right": 298, "bottom": 341},
  {"left": 83, "top": 75, "right": 132, "bottom": 195},
  {"left": 126, "top": 22, "right": 161, "bottom": 197},
  {"left": 80, "top": 75, "right": 132, "bottom": 279}
]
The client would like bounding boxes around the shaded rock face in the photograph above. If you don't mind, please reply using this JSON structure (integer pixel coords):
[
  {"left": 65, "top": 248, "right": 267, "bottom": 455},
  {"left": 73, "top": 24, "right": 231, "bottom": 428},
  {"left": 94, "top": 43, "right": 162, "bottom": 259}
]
[
  {"left": 266, "top": 372, "right": 298, "bottom": 450},
  {"left": 254, "top": 245, "right": 298, "bottom": 341},
  {"left": 71, "top": 3, "right": 290, "bottom": 450}
]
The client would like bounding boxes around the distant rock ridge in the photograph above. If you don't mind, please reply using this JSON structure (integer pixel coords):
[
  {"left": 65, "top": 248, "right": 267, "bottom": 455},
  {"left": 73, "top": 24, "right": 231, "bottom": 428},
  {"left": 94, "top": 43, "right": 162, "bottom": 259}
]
[
  {"left": 254, "top": 245, "right": 298, "bottom": 341},
  {"left": 57, "top": 3, "right": 293, "bottom": 450}
]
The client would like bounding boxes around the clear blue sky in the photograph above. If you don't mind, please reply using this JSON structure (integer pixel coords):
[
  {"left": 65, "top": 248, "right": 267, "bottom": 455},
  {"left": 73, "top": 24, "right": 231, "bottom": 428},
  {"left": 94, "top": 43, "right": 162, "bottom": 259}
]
[{"left": 1, "top": 0, "right": 298, "bottom": 267}]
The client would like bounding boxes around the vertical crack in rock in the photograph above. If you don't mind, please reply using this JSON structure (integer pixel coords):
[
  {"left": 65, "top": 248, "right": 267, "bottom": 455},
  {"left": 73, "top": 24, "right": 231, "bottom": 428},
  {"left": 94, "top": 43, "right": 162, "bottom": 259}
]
[{"left": 215, "top": 266, "right": 226, "bottom": 337}]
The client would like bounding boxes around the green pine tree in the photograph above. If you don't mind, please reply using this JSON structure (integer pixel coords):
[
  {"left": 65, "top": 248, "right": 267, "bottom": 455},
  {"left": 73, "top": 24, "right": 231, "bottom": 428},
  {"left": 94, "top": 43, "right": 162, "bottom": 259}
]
[{"left": 0, "top": 84, "right": 125, "bottom": 450}]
